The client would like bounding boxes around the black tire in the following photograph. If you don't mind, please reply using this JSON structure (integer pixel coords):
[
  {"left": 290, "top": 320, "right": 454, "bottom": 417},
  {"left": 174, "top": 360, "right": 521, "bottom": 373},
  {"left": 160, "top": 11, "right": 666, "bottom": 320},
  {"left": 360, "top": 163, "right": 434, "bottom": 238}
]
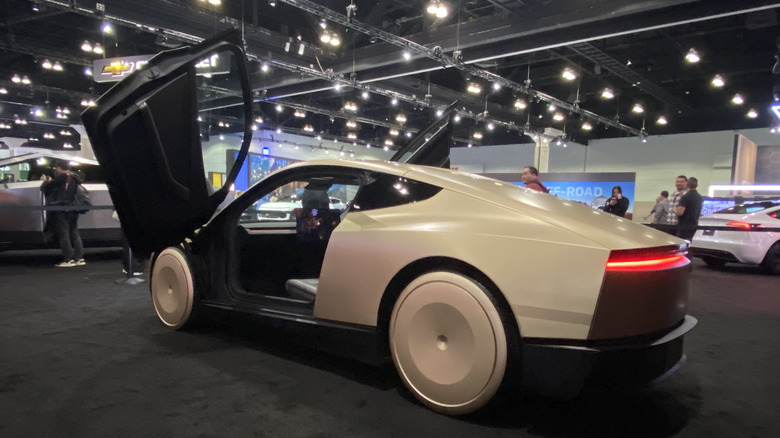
[
  {"left": 760, "top": 242, "right": 780, "bottom": 275},
  {"left": 388, "top": 271, "right": 517, "bottom": 415},
  {"left": 149, "top": 246, "right": 202, "bottom": 330},
  {"left": 702, "top": 256, "right": 727, "bottom": 269}
]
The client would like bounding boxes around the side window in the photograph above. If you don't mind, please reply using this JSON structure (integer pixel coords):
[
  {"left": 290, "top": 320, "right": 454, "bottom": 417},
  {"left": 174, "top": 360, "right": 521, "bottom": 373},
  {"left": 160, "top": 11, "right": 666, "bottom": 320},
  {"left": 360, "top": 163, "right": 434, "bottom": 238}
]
[
  {"left": 351, "top": 173, "right": 441, "bottom": 212},
  {"left": 239, "top": 176, "right": 360, "bottom": 224}
]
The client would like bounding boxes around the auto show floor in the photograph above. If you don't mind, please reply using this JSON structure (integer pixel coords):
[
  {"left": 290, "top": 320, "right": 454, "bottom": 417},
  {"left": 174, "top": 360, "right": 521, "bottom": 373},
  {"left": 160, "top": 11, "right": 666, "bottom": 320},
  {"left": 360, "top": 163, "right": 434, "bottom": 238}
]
[{"left": 0, "top": 249, "right": 778, "bottom": 437}]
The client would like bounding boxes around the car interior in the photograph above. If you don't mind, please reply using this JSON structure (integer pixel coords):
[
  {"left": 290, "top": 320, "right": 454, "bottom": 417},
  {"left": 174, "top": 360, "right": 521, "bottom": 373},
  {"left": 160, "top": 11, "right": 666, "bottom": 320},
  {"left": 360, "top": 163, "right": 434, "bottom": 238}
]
[{"left": 232, "top": 175, "right": 361, "bottom": 303}]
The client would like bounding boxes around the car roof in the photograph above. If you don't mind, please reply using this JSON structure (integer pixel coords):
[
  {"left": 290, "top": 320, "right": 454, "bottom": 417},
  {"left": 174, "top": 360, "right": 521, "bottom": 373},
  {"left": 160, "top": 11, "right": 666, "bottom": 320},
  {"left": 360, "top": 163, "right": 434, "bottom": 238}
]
[{"left": 0, "top": 152, "right": 99, "bottom": 167}]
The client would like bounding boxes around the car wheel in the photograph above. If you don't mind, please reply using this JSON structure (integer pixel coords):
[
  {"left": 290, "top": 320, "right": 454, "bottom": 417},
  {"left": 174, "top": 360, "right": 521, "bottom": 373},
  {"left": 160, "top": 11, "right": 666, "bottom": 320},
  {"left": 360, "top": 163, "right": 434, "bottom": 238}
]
[
  {"left": 702, "top": 256, "right": 727, "bottom": 269},
  {"left": 760, "top": 242, "right": 780, "bottom": 275},
  {"left": 389, "top": 271, "right": 511, "bottom": 415},
  {"left": 150, "top": 246, "right": 201, "bottom": 329}
]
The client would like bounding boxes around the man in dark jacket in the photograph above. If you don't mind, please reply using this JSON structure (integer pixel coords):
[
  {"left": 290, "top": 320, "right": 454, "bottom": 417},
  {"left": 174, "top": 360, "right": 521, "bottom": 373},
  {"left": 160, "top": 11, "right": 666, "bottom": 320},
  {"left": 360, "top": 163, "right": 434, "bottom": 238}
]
[
  {"left": 675, "top": 177, "right": 703, "bottom": 241},
  {"left": 521, "top": 166, "right": 549, "bottom": 193},
  {"left": 40, "top": 161, "right": 85, "bottom": 267}
]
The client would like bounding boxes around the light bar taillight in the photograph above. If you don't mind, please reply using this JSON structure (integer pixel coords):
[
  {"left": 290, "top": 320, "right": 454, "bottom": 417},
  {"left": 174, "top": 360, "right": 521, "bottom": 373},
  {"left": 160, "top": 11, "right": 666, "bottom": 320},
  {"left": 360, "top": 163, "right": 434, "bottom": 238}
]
[
  {"left": 726, "top": 221, "right": 763, "bottom": 230},
  {"left": 606, "top": 245, "right": 690, "bottom": 272}
]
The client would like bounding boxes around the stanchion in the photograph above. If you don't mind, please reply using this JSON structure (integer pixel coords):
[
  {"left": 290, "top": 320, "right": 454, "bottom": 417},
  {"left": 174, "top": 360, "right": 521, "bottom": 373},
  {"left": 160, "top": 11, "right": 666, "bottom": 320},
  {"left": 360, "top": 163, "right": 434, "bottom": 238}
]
[{"left": 115, "top": 246, "right": 145, "bottom": 285}]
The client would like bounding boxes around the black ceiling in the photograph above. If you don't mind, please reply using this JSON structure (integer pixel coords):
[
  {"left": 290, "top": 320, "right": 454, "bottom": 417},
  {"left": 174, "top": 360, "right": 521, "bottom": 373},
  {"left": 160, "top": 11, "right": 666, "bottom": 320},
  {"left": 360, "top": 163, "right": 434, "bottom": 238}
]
[{"left": 2, "top": 0, "right": 780, "bottom": 150}]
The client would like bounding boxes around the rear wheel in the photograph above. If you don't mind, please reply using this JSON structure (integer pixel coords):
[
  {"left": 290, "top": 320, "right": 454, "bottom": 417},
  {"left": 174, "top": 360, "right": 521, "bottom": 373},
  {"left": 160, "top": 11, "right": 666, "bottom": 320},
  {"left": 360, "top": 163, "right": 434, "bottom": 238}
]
[
  {"left": 702, "top": 256, "right": 727, "bottom": 269},
  {"left": 389, "top": 271, "right": 513, "bottom": 415},
  {"left": 150, "top": 246, "right": 201, "bottom": 329},
  {"left": 760, "top": 242, "right": 780, "bottom": 275}
]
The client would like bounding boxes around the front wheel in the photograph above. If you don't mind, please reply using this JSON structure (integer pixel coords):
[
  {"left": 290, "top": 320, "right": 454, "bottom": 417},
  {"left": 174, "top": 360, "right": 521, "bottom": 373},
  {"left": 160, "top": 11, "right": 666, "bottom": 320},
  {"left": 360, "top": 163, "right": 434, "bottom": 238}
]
[
  {"left": 150, "top": 246, "right": 201, "bottom": 330},
  {"left": 389, "top": 271, "right": 514, "bottom": 415},
  {"left": 760, "top": 242, "right": 780, "bottom": 275}
]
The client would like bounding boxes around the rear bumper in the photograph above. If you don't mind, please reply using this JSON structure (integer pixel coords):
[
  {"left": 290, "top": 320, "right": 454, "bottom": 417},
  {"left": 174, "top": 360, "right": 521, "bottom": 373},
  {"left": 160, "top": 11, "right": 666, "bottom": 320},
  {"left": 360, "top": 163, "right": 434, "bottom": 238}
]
[
  {"left": 521, "top": 315, "right": 697, "bottom": 397},
  {"left": 688, "top": 246, "right": 740, "bottom": 262}
]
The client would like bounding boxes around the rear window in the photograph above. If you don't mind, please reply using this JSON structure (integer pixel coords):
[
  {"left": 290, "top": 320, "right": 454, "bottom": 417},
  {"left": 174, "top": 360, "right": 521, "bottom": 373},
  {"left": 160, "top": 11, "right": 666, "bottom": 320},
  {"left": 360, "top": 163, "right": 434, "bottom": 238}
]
[{"left": 715, "top": 201, "right": 780, "bottom": 214}]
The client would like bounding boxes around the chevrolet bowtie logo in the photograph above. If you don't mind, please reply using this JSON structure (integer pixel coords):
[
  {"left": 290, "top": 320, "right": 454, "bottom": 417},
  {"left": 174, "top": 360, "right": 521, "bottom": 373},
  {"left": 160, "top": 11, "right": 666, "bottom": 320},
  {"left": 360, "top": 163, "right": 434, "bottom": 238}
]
[{"left": 102, "top": 62, "right": 134, "bottom": 76}]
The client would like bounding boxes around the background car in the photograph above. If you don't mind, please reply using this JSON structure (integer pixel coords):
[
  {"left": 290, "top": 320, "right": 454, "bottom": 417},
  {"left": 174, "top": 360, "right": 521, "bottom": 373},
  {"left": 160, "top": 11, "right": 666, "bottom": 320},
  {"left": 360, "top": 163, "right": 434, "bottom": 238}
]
[
  {"left": 255, "top": 194, "right": 347, "bottom": 221},
  {"left": 0, "top": 152, "right": 121, "bottom": 251},
  {"left": 690, "top": 200, "right": 780, "bottom": 274},
  {"left": 83, "top": 32, "right": 697, "bottom": 416}
]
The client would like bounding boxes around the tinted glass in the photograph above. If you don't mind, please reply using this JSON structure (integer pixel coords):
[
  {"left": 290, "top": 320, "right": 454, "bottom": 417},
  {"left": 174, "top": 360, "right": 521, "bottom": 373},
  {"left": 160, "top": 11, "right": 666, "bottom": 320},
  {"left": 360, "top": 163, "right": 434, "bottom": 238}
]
[
  {"left": 196, "top": 49, "right": 246, "bottom": 189},
  {"left": 351, "top": 173, "right": 441, "bottom": 212},
  {"left": 715, "top": 201, "right": 780, "bottom": 214}
]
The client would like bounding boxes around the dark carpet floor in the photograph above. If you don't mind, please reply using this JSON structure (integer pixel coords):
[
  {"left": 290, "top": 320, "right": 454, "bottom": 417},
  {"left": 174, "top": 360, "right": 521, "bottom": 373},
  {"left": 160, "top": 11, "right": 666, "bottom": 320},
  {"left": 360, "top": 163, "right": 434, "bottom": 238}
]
[{"left": 0, "top": 249, "right": 778, "bottom": 437}]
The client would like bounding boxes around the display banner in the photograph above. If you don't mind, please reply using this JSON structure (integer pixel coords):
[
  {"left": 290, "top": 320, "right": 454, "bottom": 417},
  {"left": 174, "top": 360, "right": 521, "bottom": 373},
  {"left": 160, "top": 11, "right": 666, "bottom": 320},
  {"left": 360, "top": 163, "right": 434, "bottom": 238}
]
[
  {"left": 487, "top": 172, "right": 637, "bottom": 213},
  {"left": 94, "top": 52, "right": 232, "bottom": 83}
]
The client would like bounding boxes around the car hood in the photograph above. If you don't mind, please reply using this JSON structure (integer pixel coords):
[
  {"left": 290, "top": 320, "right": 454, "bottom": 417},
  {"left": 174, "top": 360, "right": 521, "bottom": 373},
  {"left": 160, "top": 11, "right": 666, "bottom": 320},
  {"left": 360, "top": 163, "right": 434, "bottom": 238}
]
[{"left": 403, "top": 165, "right": 684, "bottom": 251}]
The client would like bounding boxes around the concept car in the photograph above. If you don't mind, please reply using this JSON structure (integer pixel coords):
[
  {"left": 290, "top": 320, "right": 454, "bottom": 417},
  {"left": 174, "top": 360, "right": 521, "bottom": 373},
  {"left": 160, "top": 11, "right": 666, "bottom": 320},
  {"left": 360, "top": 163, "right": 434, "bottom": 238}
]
[{"left": 82, "top": 32, "right": 696, "bottom": 415}]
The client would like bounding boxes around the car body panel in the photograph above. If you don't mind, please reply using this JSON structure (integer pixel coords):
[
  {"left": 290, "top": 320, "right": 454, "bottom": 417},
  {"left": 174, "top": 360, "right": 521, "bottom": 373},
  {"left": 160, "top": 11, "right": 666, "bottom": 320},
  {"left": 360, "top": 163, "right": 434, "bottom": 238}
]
[{"left": 691, "top": 204, "right": 780, "bottom": 264}]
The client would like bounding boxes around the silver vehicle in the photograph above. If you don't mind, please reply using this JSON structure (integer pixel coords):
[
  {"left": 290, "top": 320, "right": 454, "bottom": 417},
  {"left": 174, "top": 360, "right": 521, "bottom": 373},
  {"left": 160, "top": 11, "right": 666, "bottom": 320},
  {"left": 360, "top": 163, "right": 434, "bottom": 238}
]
[{"left": 0, "top": 152, "right": 121, "bottom": 251}]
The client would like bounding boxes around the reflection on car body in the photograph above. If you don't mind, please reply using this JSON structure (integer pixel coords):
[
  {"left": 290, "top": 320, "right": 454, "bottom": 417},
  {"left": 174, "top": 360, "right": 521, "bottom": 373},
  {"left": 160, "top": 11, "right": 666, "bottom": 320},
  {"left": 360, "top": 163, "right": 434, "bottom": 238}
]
[
  {"left": 0, "top": 153, "right": 121, "bottom": 251},
  {"left": 82, "top": 31, "right": 697, "bottom": 416}
]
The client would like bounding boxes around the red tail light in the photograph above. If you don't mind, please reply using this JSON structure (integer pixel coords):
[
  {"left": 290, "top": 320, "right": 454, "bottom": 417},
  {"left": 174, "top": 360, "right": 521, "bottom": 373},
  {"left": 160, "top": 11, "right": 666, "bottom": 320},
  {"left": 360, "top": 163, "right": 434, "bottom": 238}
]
[
  {"left": 606, "top": 245, "right": 690, "bottom": 272},
  {"left": 726, "top": 221, "right": 752, "bottom": 230}
]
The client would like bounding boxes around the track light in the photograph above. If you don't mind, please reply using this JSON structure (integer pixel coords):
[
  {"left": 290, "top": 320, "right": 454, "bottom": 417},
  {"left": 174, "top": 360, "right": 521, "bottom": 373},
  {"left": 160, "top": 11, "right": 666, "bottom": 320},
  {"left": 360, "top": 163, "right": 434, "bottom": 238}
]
[
  {"left": 42, "top": 59, "right": 53, "bottom": 70},
  {"left": 601, "top": 88, "right": 614, "bottom": 100},
  {"left": 657, "top": 116, "right": 668, "bottom": 125},
  {"left": 426, "top": 1, "right": 448, "bottom": 18},
  {"left": 81, "top": 41, "right": 92, "bottom": 52},
  {"left": 553, "top": 112, "right": 565, "bottom": 121},
  {"left": 685, "top": 48, "right": 700, "bottom": 63},
  {"left": 632, "top": 103, "right": 644, "bottom": 113},
  {"left": 514, "top": 99, "right": 527, "bottom": 109},
  {"left": 467, "top": 83, "right": 481, "bottom": 94},
  {"left": 747, "top": 109, "right": 758, "bottom": 118},
  {"left": 395, "top": 114, "right": 407, "bottom": 123},
  {"left": 711, "top": 74, "right": 725, "bottom": 88},
  {"left": 402, "top": 52, "right": 412, "bottom": 61},
  {"left": 561, "top": 67, "right": 577, "bottom": 81},
  {"left": 582, "top": 122, "right": 593, "bottom": 131},
  {"left": 472, "top": 131, "right": 483, "bottom": 139},
  {"left": 389, "top": 129, "right": 399, "bottom": 136},
  {"left": 732, "top": 94, "right": 744, "bottom": 105},
  {"left": 52, "top": 61, "right": 63, "bottom": 71}
]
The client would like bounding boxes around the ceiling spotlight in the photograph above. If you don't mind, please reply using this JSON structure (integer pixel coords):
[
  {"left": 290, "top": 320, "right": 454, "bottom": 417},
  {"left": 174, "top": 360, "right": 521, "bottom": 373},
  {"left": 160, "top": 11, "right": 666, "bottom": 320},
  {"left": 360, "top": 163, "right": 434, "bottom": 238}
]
[
  {"left": 626, "top": 59, "right": 632, "bottom": 66},
  {"left": 747, "top": 109, "right": 758, "bottom": 118},
  {"left": 346, "top": 120, "right": 357, "bottom": 128},
  {"left": 261, "top": 62, "right": 269, "bottom": 72},
  {"left": 467, "top": 83, "right": 482, "bottom": 94},
  {"left": 390, "top": 97, "right": 398, "bottom": 106},
  {"left": 582, "top": 122, "right": 593, "bottom": 131},
  {"left": 553, "top": 112, "right": 565, "bottom": 121},
  {"left": 402, "top": 52, "right": 412, "bottom": 61},
  {"left": 52, "top": 61, "right": 63, "bottom": 71},
  {"left": 601, "top": 88, "right": 614, "bottom": 100},
  {"left": 561, "top": 67, "right": 577, "bottom": 81},
  {"left": 631, "top": 103, "right": 644, "bottom": 113},
  {"left": 42, "top": 59, "right": 53, "bottom": 70},
  {"left": 547, "top": 104, "right": 557, "bottom": 112},
  {"left": 255, "top": 117, "right": 264, "bottom": 123},
  {"left": 276, "top": 104, "right": 283, "bottom": 112},
  {"left": 486, "top": 122, "right": 495, "bottom": 131},
  {"left": 11, "top": 74, "right": 21, "bottom": 83},
  {"left": 656, "top": 116, "right": 668, "bottom": 125},
  {"left": 319, "top": 19, "right": 327, "bottom": 29},
  {"left": 344, "top": 102, "right": 358, "bottom": 112},
  {"left": 492, "top": 82, "right": 502, "bottom": 91},
  {"left": 385, "top": 139, "right": 394, "bottom": 146},
  {"left": 303, "top": 125, "right": 314, "bottom": 132},
  {"left": 81, "top": 41, "right": 92, "bottom": 52},
  {"left": 685, "top": 48, "right": 700, "bottom": 63},
  {"left": 276, "top": 128, "right": 282, "bottom": 134},
  {"left": 426, "top": 1, "right": 448, "bottom": 18},
  {"left": 21, "top": 76, "right": 31, "bottom": 85},
  {"left": 92, "top": 43, "right": 104, "bottom": 55},
  {"left": 453, "top": 114, "right": 461, "bottom": 122},
  {"left": 334, "top": 83, "right": 342, "bottom": 91},
  {"left": 84, "top": 67, "right": 93, "bottom": 76},
  {"left": 467, "top": 143, "right": 473, "bottom": 148},
  {"left": 294, "top": 110, "right": 306, "bottom": 118},
  {"left": 219, "top": 135, "right": 225, "bottom": 140},
  {"left": 0, "top": 87, "right": 7, "bottom": 94},
  {"left": 732, "top": 94, "right": 744, "bottom": 105},
  {"left": 395, "top": 113, "right": 407, "bottom": 123},
  {"left": 251, "top": 124, "right": 258, "bottom": 131},
  {"left": 102, "top": 22, "right": 113, "bottom": 34},
  {"left": 320, "top": 31, "right": 331, "bottom": 44},
  {"left": 330, "top": 34, "right": 341, "bottom": 46},
  {"left": 473, "top": 131, "right": 483, "bottom": 139},
  {"left": 711, "top": 74, "right": 725, "bottom": 88},
  {"left": 269, "top": 0, "right": 276, "bottom": 6},
  {"left": 436, "top": 109, "right": 443, "bottom": 117},
  {"left": 361, "top": 91, "right": 369, "bottom": 100},
  {"left": 514, "top": 99, "right": 527, "bottom": 109},
  {"left": 347, "top": 132, "right": 357, "bottom": 139}
]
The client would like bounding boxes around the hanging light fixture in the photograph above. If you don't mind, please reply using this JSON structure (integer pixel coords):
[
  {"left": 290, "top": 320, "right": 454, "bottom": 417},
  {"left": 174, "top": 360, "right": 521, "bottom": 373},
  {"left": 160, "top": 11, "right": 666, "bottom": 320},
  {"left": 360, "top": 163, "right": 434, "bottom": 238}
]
[
  {"left": 52, "top": 61, "right": 63, "bottom": 72},
  {"left": 582, "top": 122, "right": 593, "bottom": 131},
  {"left": 42, "top": 59, "right": 53, "bottom": 70},
  {"left": 389, "top": 129, "right": 399, "bottom": 136},
  {"left": 472, "top": 131, "right": 483, "bottom": 139},
  {"left": 514, "top": 99, "right": 527, "bottom": 109},
  {"left": 466, "top": 83, "right": 481, "bottom": 94},
  {"left": 395, "top": 113, "right": 407, "bottom": 123},
  {"left": 711, "top": 74, "right": 725, "bottom": 88},
  {"left": 747, "top": 109, "right": 758, "bottom": 118},
  {"left": 11, "top": 74, "right": 21, "bottom": 83},
  {"left": 601, "top": 88, "right": 615, "bottom": 100},
  {"left": 632, "top": 103, "right": 644, "bottom": 113},
  {"left": 561, "top": 67, "right": 577, "bottom": 81},
  {"left": 685, "top": 48, "right": 700, "bottom": 63},
  {"left": 92, "top": 43, "right": 104, "bottom": 55},
  {"left": 553, "top": 112, "right": 565, "bottom": 121},
  {"left": 732, "top": 93, "right": 744, "bottom": 105},
  {"left": 656, "top": 116, "right": 668, "bottom": 125},
  {"left": 81, "top": 41, "right": 92, "bottom": 52}
]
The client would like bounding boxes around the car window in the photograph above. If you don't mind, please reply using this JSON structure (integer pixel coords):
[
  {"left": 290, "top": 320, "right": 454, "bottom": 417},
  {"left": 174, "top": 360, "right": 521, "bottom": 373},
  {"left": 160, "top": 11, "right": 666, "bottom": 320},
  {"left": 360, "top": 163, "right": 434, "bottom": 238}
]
[
  {"left": 350, "top": 173, "right": 441, "bottom": 212},
  {"left": 715, "top": 201, "right": 780, "bottom": 214},
  {"left": 240, "top": 177, "right": 360, "bottom": 224},
  {"left": 0, "top": 157, "right": 104, "bottom": 183}
]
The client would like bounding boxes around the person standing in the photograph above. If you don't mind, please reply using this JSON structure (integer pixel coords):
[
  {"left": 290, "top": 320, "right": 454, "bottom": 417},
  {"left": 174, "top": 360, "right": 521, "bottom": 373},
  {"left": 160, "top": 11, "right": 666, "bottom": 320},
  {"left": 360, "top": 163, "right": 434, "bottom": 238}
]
[
  {"left": 603, "top": 185, "right": 630, "bottom": 217},
  {"left": 675, "top": 177, "right": 703, "bottom": 241},
  {"left": 650, "top": 190, "right": 671, "bottom": 224},
  {"left": 666, "top": 175, "right": 688, "bottom": 226},
  {"left": 521, "top": 166, "right": 549, "bottom": 193},
  {"left": 40, "top": 161, "right": 85, "bottom": 267}
]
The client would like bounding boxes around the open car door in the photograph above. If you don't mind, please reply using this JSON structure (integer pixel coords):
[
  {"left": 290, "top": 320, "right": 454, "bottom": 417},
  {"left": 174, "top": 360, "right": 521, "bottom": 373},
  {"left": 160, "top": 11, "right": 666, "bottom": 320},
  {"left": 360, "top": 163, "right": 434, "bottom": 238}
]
[
  {"left": 389, "top": 102, "right": 457, "bottom": 168},
  {"left": 82, "top": 31, "right": 252, "bottom": 255}
]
